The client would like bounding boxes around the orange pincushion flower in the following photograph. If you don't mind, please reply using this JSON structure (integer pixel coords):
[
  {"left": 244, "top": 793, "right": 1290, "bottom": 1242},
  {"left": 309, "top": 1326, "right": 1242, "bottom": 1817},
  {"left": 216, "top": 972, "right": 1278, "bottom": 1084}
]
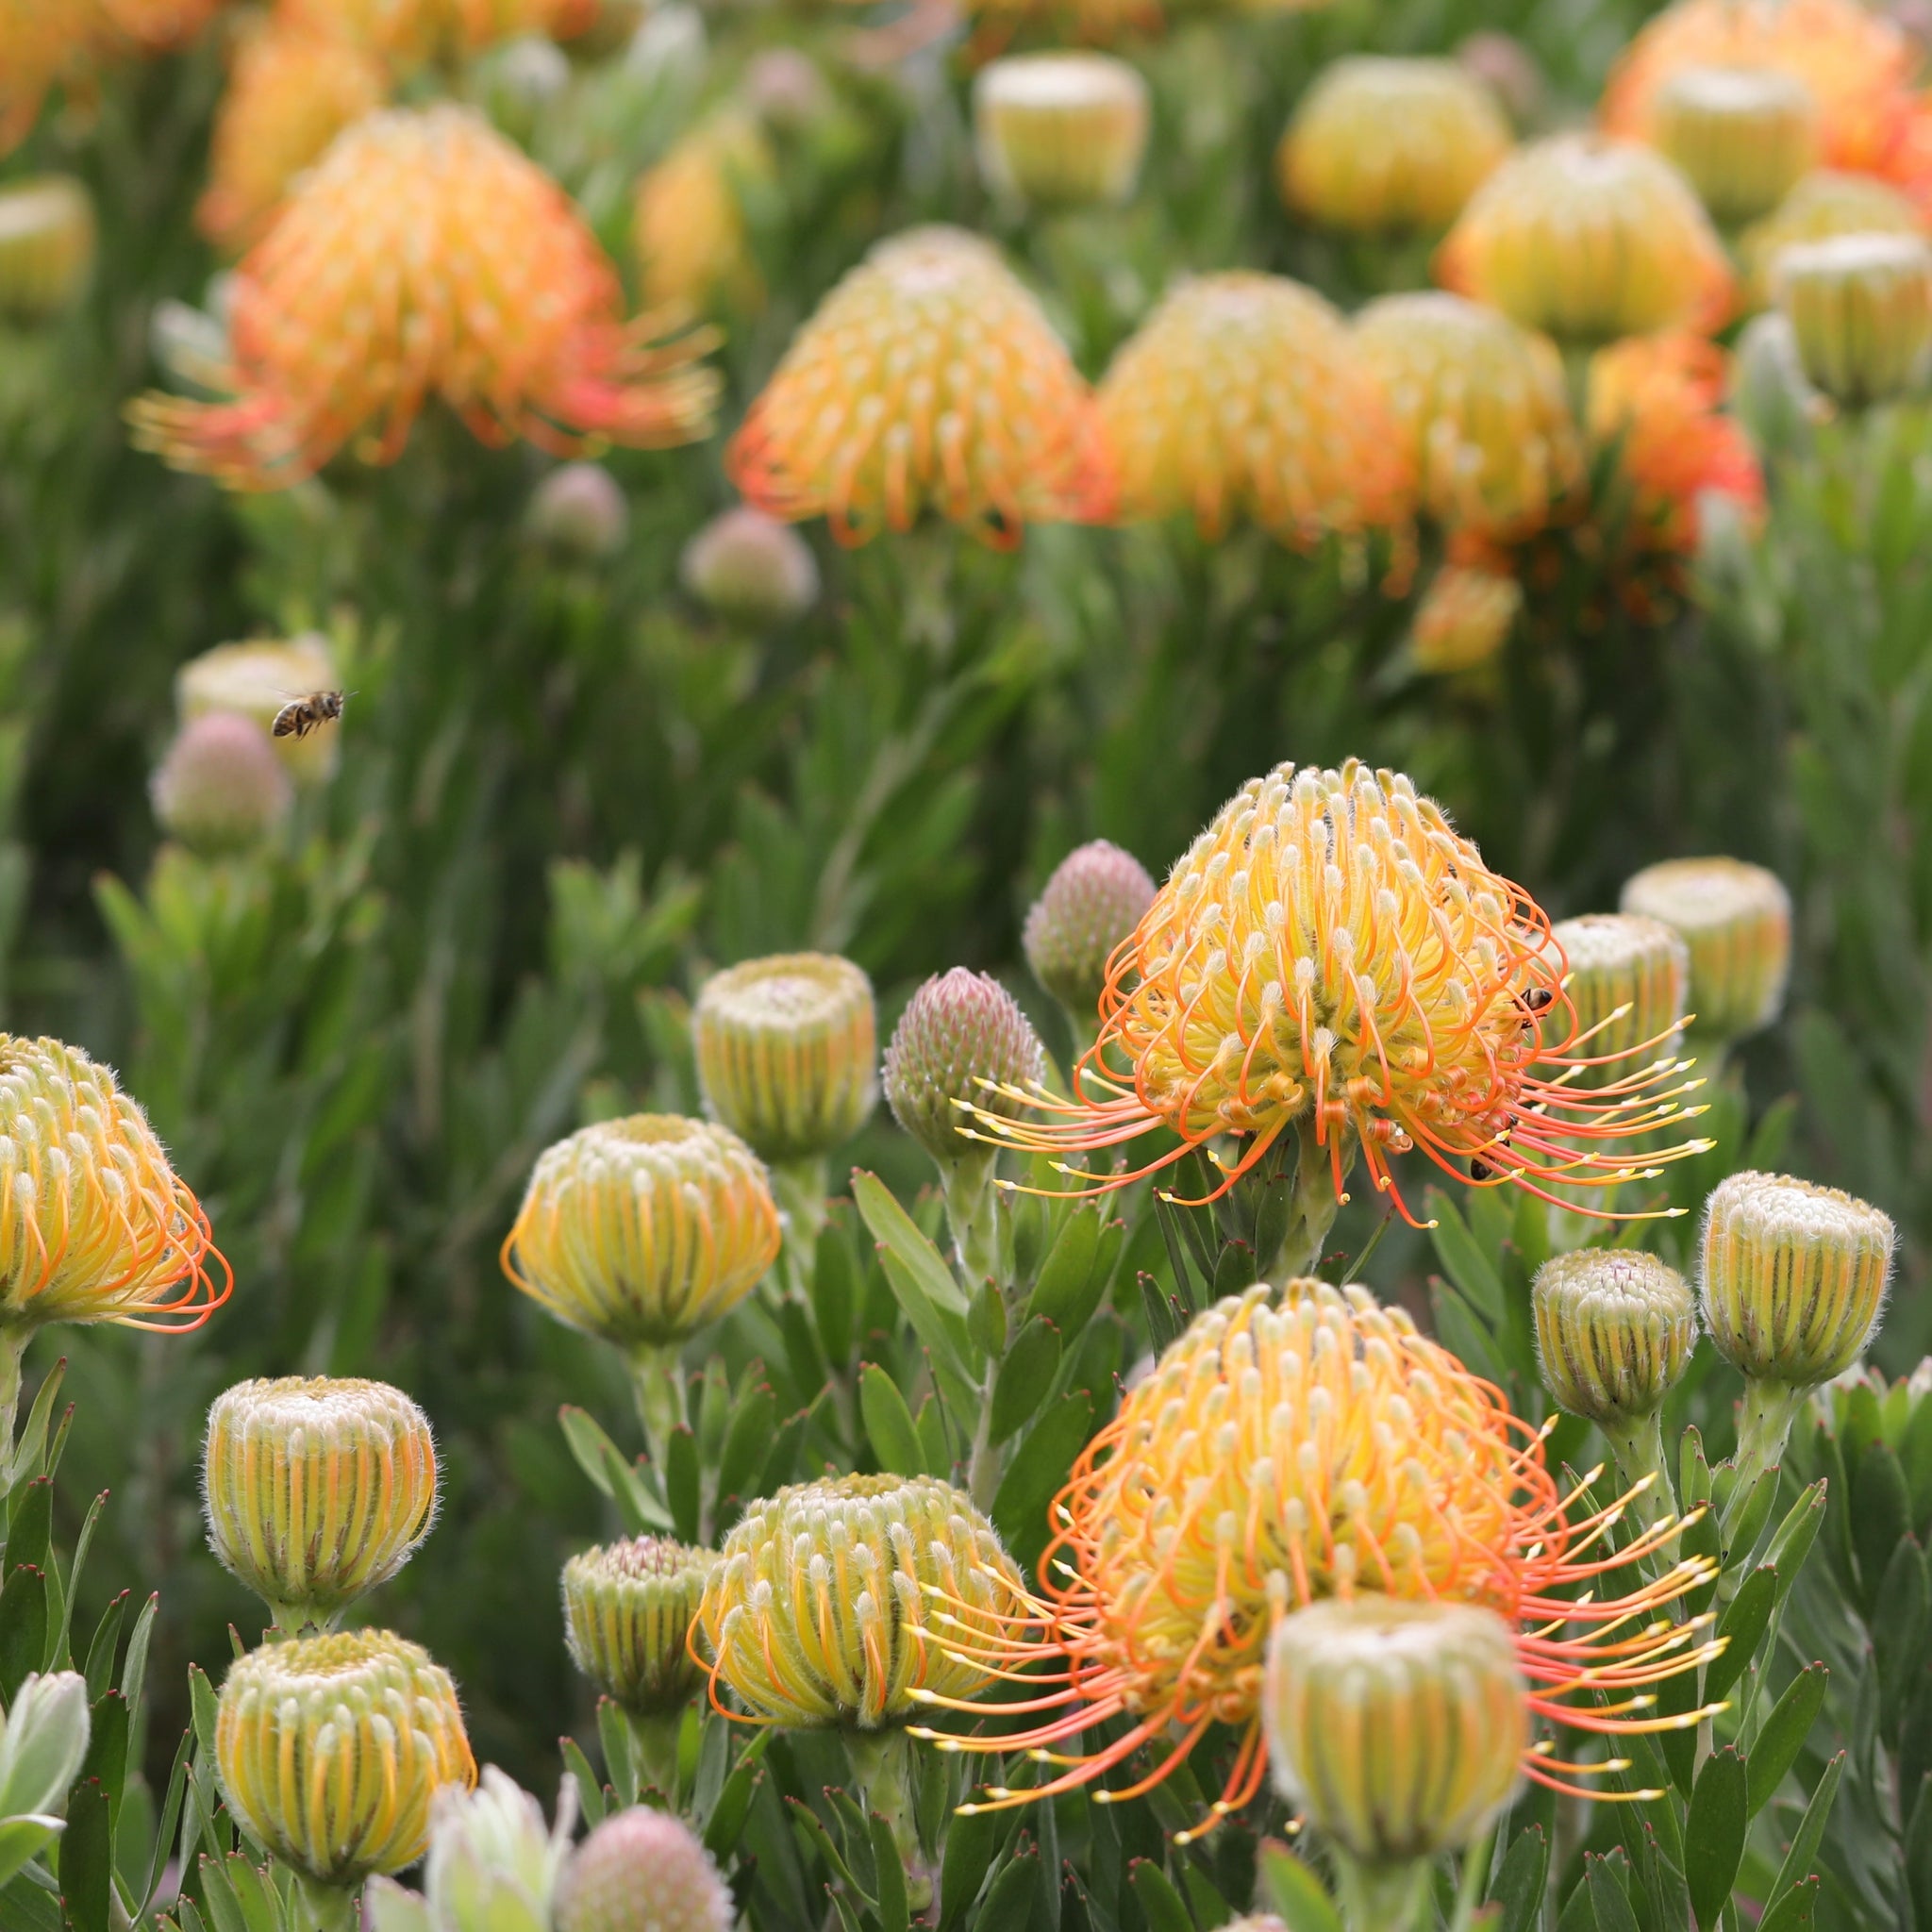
[
  {"left": 98, "top": 0, "right": 224, "bottom": 46},
  {"left": 970, "top": 761, "right": 1707, "bottom": 1223},
  {"left": 1590, "top": 333, "right": 1764, "bottom": 557},
  {"left": 912, "top": 1281, "right": 1719, "bottom": 1834},
  {"left": 197, "top": 22, "right": 389, "bottom": 253},
  {"left": 129, "top": 107, "right": 718, "bottom": 492},
  {"left": 0, "top": 2, "right": 97, "bottom": 156},
  {"left": 634, "top": 113, "right": 774, "bottom": 314},
  {"left": 1096, "top": 273, "right": 1410, "bottom": 545},
  {"left": 728, "top": 225, "right": 1109, "bottom": 548},
  {"left": 276, "top": 0, "right": 593, "bottom": 65}
]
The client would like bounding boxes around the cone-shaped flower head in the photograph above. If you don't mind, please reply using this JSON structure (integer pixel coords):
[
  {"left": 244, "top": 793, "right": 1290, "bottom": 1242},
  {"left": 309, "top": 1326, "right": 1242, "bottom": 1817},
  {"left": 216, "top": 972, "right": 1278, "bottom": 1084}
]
[
  {"left": 1533, "top": 1249, "right": 1697, "bottom": 1425},
  {"left": 1542, "top": 913, "right": 1689, "bottom": 1091},
  {"left": 694, "top": 954, "right": 876, "bottom": 1165},
  {"left": 0, "top": 176, "right": 93, "bottom": 321},
  {"left": 203, "top": 1377, "right": 439, "bottom": 1629},
  {"left": 1702, "top": 1171, "right": 1893, "bottom": 1386},
  {"left": 1411, "top": 559, "right": 1523, "bottom": 675},
  {"left": 696, "top": 1474, "right": 1027, "bottom": 1729},
  {"left": 917, "top": 1282, "right": 1717, "bottom": 1831},
  {"left": 526, "top": 462, "right": 628, "bottom": 561},
  {"left": 1773, "top": 230, "right": 1932, "bottom": 405},
  {"left": 502, "top": 1116, "right": 780, "bottom": 1349},
  {"left": 1023, "top": 841, "right": 1158, "bottom": 1020},
  {"left": 1620, "top": 857, "right": 1791, "bottom": 1043},
  {"left": 1097, "top": 274, "right": 1411, "bottom": 544},
  {"left": 196, "top": 23, "right": 389, "bottom": 253},
  {"left": 974, "top": 761, "right": 1709, "bottom": 1224},
  {"left": 216, "top": 1630, "right": 476, "bottom": 1885},
  {"left": 129, "top": 107, "right": 718, "bottom": 492},
  {"left": 177, "top": 635, "right": 342, "bottom": 786},
  {"left": 1438, "top": 135, "right": 1733, "bottom": 343},
  {"left": 1740, "top": 169, "right": 1924, "bottom": 306},
  {"left": 679, "top": 507, "right": 820, "bottom": 627},
  {"left": 973, "top": 54, "right": 1151, "bottom": 209},
  {"left": 1353, "top": 292, "right": 1581, "bottom": 541},
  {"left": 1262, "top": 1596, "right": 1526, "bottom": 1864},
  {"left": 0, "top": 1672, "right": 91, "bottom": 1821},
  {"left": 0, "top": 1037, "right": 228, "bottom": 1335},
  {"left": 1649, "top": 66, "right": 1819, "bottom": 225},
  {"left": 150, "top": 712, "right": 292, "bottom": 856},
  {"left": 415, "top": 1766, "right": 575, "bottom": 1932},
  {"left": 1277, "top": 58, "right": 1512, "bottom": 236},
  {"left": 729, "top": 225, "right": 1109, "bottom": 547},
  {"left": 563, "top": 1536, "right": 719, "bottom": 1717},
  {"left": 555, "top": 1807, "right": 732, "bottom": 1932},
  {"left": 633, "top": 111, "right": 773, "bottom": 314},
  {"left": 882, "top": 969, "right": 1046, "bottom": 1170}
]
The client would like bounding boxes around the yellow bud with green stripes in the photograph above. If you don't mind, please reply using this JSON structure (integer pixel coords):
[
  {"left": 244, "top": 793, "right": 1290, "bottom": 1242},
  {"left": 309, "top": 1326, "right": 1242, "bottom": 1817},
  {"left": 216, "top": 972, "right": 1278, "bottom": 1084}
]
[
  {"left": 1620, "top": 856, "right": 1790, "bottom": 1045},
  {"left": 1533, "top": 1248, "right": 1697, "bottom": 1426},
  {"left": 563, "top": 1537, "right": 719, "bottom": 1717},
  {"left": 1544, "top": 912, "right": 1689, "bottom": 1089}
]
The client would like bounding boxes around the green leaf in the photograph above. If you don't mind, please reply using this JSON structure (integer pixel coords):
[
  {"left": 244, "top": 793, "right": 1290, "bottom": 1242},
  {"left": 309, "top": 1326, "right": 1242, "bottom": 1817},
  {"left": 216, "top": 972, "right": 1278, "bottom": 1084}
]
[
  {"left": 1257, "top": 1841, "right": 1342, "bottom": 1932},
  {"left": 1876, "top": 1538, "right": 1929, "bottom": 1705},
  {"left": 1907, "top": 1774, "right": 1932, "bottom": 1932},
  {"left": 1490, "top": 1826, "right": 1549, "bottom": 1932},
  {"left": 852, "top": 1173, "right": 970, "bottom": 1318},
  {"left": 1685, "top": 1747, "right": 1746, "bottom": 1932},
  {"left": 716, "top": 1381, "right": 778, "bottom": 1513},
  {"left": 6, "top": 1361, "right": 64, "bottom": 1494},
  {"left": 1763, "top": 1482, "right": 1827, "bottom": 1608},
  {"left": 1764, "top": 1751, "right": 1842, "bottom": 1914},
  {"left": 755, "top": 1407, "right": 811, "bottom": 1504},
  {"left": 1424, "top": 1190, "right": 1507, "bottom": 1324},
  {"left": 58, "top": 1779, "right": 111, "bottom": 1932},
  {"left": 118, "top": 1594, "right": 157, "bottom": 1725},
  {"left": 665, "top": 1426, "right": 701, "bottom": 1545},
  {"left": 990, "top": 1320, "right": 1062, "bottom": 1447},
  {"left": 1852, "top": 1440, "right": 1910, "bottom": 1614},
  {"left": 0, "top": 1565, "right": 46, "bottom": 1704},
  {"left": 859, "top": 1366, "right": 927, "bottom": 1480},
  {"left": 869, "top": 1811, "right": 910, "bottom": 1932},
  {"left": 937, "top": 1802, "right": 999, "bottom": 1932},
  {"left": 1586, "top": 1854, "right": 1641, "bottom": 1932},
  {"left": 79, "top": 1691, "right": 127, "bottom": 1822},
  {"left": 0, "top": 1817, "right": 58, "bottom": 1894},
  {"left": 1756, "top": 1876, "right": 1818, "bottom": 1932},
  {"left": 1026, "top": 1207, "right": 1107, "bottom": 1334},
  {"left": 5, "top": 1478, "right": 50, "bottom": 1576},
  {"left": 977, "top": 1850, "right": 1042, "bottom": 1932},
  {"left": 992, "top": 1391, "right": 1094, "bottom": 1564},
  {"left": 557, "top": 1407, "right": 674, "bottom": 1533},
  {"left": 1746, "top": 1664, "right": 1828, "bottom": 1816},
  {"left": 560, "top": 1739, "right": 606, "bottom": 1828},
  {"left": 598, "top": 1700, "right": 638, "bottom": 1807},
  {"left": 80, "top": 1592, "right": 126, "bottom": 1707},
  {"left": 1707, "top": 1568, "right": 1776, "bottom": 1710},
  {"left": 701, "top": 1732, "right": 768, "bottom": 1862},
  {"left": 1126, "top": 1860, "right": 1194, "bottom": 1932},
  {"left": 1139, "top": 1272, "right": 1184, "bottom": 1356},
  {"left": 142, "top": 1725, "right": 195, "bottom": 1914}
]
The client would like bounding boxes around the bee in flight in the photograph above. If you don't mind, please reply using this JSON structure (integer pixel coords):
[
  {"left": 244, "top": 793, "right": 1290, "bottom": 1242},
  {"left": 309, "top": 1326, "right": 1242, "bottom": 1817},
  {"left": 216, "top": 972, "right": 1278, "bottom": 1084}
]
[{"left": 272, "top": 691, "right": 349, "bottom": 740}]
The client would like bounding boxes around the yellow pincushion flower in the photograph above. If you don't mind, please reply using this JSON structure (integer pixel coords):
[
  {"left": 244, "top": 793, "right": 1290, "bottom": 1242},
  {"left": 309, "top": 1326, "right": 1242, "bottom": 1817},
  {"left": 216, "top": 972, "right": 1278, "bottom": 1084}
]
[
  {"left": 130, "top": 107, "right": 718, "bottom": 492},
  {"left": 177, "top": 635, "right": 343, "bottom": 786},
  {"left": 973, "top": 53, "right": 1151, "bottom": 209},
  {"left": 1278, "top": 58, "right": 1512, "bottom": 236},
  {"left": 1533, "top": 1249, "right": 1697, "bottom": 1428},
  {"left": 1620, "top": 856, "right": 1791, "bottom": 1042},
  {"left": 1774, "top": 230, "right": 1932, "bottom": 406},
  {"left": 1740, "top": 169, "right": 1925, "bottom": 307},
  {"left": 0, "top": 177, "right": 95, "bottom": 322},
  {"left": 696, "top": 1474, "right": 1027, "bottom": 1730},
  {"left": 633, "top": 113, "right": 774, "bottom": 315},
  {"left": 1438, "top": 135, "right": 1734, "bottom": 343},
  {"left": 1097, "top": 274, "right": 1411, "bottom": 545},
  {"left": 1353, "top": 292, "right": 1581, "bottom": 541},
  {"left": 729, "top": 225, "right": 1110, "bottom": 547},
  {"left": 1648, "top": 65, "right": 1820, "bottom": 225},
  {"left": 564, "top": 1536, "right": 720, "bottom": 1718}
]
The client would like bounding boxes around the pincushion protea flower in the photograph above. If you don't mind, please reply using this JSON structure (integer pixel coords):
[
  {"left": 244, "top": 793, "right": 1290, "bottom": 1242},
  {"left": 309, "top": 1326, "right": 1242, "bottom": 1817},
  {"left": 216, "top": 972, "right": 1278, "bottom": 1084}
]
[
  {"left": 912, "top": 1282, "right": 1718, "bottom": 1835},
  {"left": 1648, "top": 65, "right": 1820, "bottom": 225},
  {"left": 129, "top": 107, "right": 718, "bottom": 492},
  {"left": 0, "top": 4, "right": 95, "bottom": 157},
  {"left": 633, "top": 112, "right": 773, "bottom": 314},
  {"left": 1774, "top": 231, "right": 1932, "bottom": 406},
  {"left": 1097, "top": 274, "right": 1411, "bottom": 545},
  {"left": 1621, "top": 857, "right": 1791, "bottom": 1043},
  {"left": 1740, "top": 169, "right": 1925, "bottom": 306},
  {"left": 1410, "top": 558, "right": 1524, "bottom": 674},
  {"left": 728, "top": 226, "right": 1109, "bottom": 547},
  {"left": 970, "top": 761, "right": 1707, "bottom": 1225}
]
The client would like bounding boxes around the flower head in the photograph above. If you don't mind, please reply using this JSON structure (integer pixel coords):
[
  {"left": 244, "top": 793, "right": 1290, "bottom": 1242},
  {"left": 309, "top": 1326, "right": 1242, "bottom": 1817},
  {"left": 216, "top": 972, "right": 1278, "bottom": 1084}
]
[
  {"left": 278, "top": 0, "right": 593, "bottom": 67},
  {"left": 974, "top": 54, "right": 1151, "bottom": 209},
  {"left": 1410, "top": 559, "right": 1523, "bottom": 675},
  {"left": 0, "top": 1037, "right": 228, "bottom": 1335},
  {"left": 1740, "top": 169, "right": 1925, "bottom": 305},
  {"left": 680, "top": 508, "right": 820, "bottom": 627},
  {"left": 1438, "top": 135, "right": 1733, "bottom": 343},
  {"left": 564, "top": 1536, "right": 719, "bottom": 1717},
  {"left": 130, "top": 107, "right": 718, "bottom": 492},
  {"left": 203, "top": 1376, "right": 439, "bottom": 1629},
  {"left": 0, "top": 176, "right": 94, "bottom": 321},
  {"left": 555, "top": 1808, "right": 732, "bottom": 1932},
  {"left": 216, "top": 1630, "right": 476, "bottom": 1885},
  {"left": 150, "top": 712, "right": 292, "bottom": 855},
  {"left": 1097, "top": 274, "right": 1411, "bottom": 544},
  {"left": 1533, "top": 1249, "right": 1697, "bottom": 1425},
  {"left": 177, "top": 635, "right": 343, "bottom": 786},
  {"left": 695, "top": 1474, "right": 1028, "bottom": 1730},
  {"left": 1648, "top": 66, "right": 1820, "bottom": 225},
  {"left": 1278, "top": 58, "right": 1512, "bottom": 236},
  {"left": 502, "top": 1116, "right": 780, "bottom": 1350},
  {"left": 973, "top": 762, "right": 1708, "bottom": 1224},
  {"left": 1773, "top": 230, "right": 1932, "bottom": 405},
  {"left": 414, "top": 1767, "right": 575, "bottom": 1932},
  {"left": 526, "top": 462, "right": 629, "bottom": 561},
  {"left": 882, "top": 969, "right": 1046, "bottom": 1170},
  {"left": 1543, "top": 913, "right": 1689, "bottom": 1091},
  {"left": 1024, "top": 841, "right": 1158, "bottom": 1021},
  {"left": 0, "top": 1673, "right": 92, "bottom": 1822},
  {"left": 633, "top": 112, "right": 773, "bottom": 314},
  {"left": 728, "top": 225, "right": 1109, "bottom": 547},
  {"left": 1620, "top": 857, "right": 1791, "bottom": 1043},
  {"left": 694, "top": 953, "right": 876, "bottom": 1165}
]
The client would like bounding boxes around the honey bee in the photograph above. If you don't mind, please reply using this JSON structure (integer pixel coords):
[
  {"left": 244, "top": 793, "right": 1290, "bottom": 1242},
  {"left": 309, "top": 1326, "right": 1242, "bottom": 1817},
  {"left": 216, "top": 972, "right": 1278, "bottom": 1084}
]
[{"left": 272, "top": 691, "right": 349, "bottom": 740}]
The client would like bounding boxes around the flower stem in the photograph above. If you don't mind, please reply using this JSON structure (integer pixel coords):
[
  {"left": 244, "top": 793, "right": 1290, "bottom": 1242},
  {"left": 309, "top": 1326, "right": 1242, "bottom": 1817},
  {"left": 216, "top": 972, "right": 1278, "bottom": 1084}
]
[
  {"left": 846, "top": 1728, "right": 934, "bottom": 1914},
  {"left": 1726, "top": 1378, "right": 1803, "bottom": 1537},
  {"left": 941, "top": 1154, "right": 1002, "bottom": 1293},
  {"left": 627, "top": 1708, "right": 684, "bottom": 1808},
  {"left": 1604, "top": 1408, "right": 1679, "bottom": 1540},
  {"left": 630, "top": 1343, "right": 688, "bottom": 1486},
  {"left": 774, "top": 1156, "right": 830, "bottom": 1299},
  {"left": 1270, "top": 1119, "right": 1356, "bottom": 1284},
  {"left": 289, "top": 1874, "right": 359, "bottom": 1932},
  {"left": 1331, "top": 1851, "right": 1431, "bottom": 1932}
]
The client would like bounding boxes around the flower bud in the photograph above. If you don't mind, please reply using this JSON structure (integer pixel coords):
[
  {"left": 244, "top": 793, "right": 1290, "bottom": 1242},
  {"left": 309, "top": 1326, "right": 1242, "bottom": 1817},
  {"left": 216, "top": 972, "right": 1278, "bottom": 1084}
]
[
  {"left": 1455, "top": 33, "right": 1543, "bottom": 127},
  {"left": 526, "top": 464, "right": 629, "bottom": 562},
  {"left": 562, "top": 1536, "right": 719, "bottom": 1716},
  {"left": 555, "top": 1807, "right": 731, "bottom": 1932},
  {"left": 1022, "top": 841, "right": 1156, "bottom": 1020},
  {"left": 150, "top": 712, "right": 293, "bottom": 856},
  {"left": 0, "top": 177, "right": 94, "bottom": 321},
  {"left": 741, "top": 49, "right": 834, "bottom": 136},
  {"left": 1740, "top": 169, "right": 1923, "bottom": 307},
  {"left": 216, "top": 1631, "right": 476, "bottom": 1885},
  {"left": 973, "top": 54, "right": 1150, "bottom": 209},
  {"left": 633, "top": 112, "right": 772, "bottom": 313},
  {"left": 1702, "top": 1171, "right": 1894, "bottom": 1387},
  {"left": 1649, "top": 66, "right": 1819, "bottom": 225},
  {"left": 695, "top": 1474, "right": 1027, "bottom": 1729},
  {"left": 417, "top": 1766, "right": 574, "bottom": 1932},
  {"left": 1544, "top": 913, "right": 1689, "bottom": 1088},
  {"left": 177, "top": 635, "right": 342, "bottom": 786},
  {"left": 1263, "top": 1596, "right": 1526, "bottom": 1865},
  {"left": 502, "top": 1116, "right": 781, "bottom": 1349},
  {"left": 693, "top": 953, "right": 876, "bottom": 1164},
  {"left": 1773, "top": 230, "right": 1932, "bottom": 408},
  {"left": 679, "top": 507, "right": 819, "bottom": 628},
  {"left": 0, "top": 1672, "right": 91, "bottom": 1819},
  {"left": 1411, "top": 562, "right": 1523, "bottom": 674},
  {"left": 882, "top": 969, "right": 1046, "bottom": 1169},
  {"left": 202, "top": 1376, "right": 439, "bottom": 1629},
  {"left": 473, "top": 35, "right": 572, "bottom": 144},
  {"left": 1532, "top": 1249, "right": 1697, "bottom": 1425},
  {"left": 1619, "top": 856, "right": 1791, "bottom": 1043},
  {"left": 1278, "top": 58, "right": 1511, "bottom": 236},
  {"left": 1731, "top": 310, "right": 1823, "bottom": 456}
]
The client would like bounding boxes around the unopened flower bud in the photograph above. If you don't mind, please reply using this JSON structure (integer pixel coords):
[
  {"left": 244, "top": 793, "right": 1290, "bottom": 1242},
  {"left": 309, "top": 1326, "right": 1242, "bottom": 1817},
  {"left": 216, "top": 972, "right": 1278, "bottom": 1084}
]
[
  {"left": 216, "top": 1631, "right": 476, "bottom": 1886},
  {"left": 177, "top": 635, "right": 342, "bottom": 786},
  {"left": 0, "top": 177, "right": 94, "bottom": 321},
  {"left": 1023, "top": 841, "right": 1156, "bottom": 1020},
  {"left": 882, "top": 969, "right": 1046, "bottom": 1169},
  {"left": 150, "top": 712, "right": 292, "bottom": 856},
  {"left": 1544, "top": 913, "right": 1689, "bottom": 1088},
  {"left": 693, "top": 953, "right": 875, "bottom": 1164},
  {"left": 1455, "top": 33, "right": 1542, "bottom": 127},
  {"left": 474, "top": 35, "right": 571, "bottom": 143},
  {"left": 741, "top": 48, "right": 833, "bottom": 135},
  {"left": 203, "top": 1376, "right": 439, "bottom": 1630},
  {"left": 556, "top": 1808, "right": 732, "bottom": 1932},
  {"left": 973, "top": 54, "right": 1150, "bottom": 209},
  {"left": 1620, "top": 856, "right": 1791, "bottom": 1043},
  {"left": 503, "top": 1116, "right": 781, "bottom": 1348},
  {"left": 1731, "top": 310, "right": 1822, "bottom": 456},
  {"left": 526, "top": 464, "right": 629, "bottom": 561},
  {"left": 414, "top": 1766, "right": 574, "bottom": 1932},
  {"left": 1533, "top": 1249, "right": 1696, "bottom": 1425},
  {"left": 1650, "top": 66, "right": 1818, "bottom": 225},
  {"left": 1773, "top": 231, "right": 1932, "bottom": 408},
  {"left": 1702, "top": 1171, "right": 1894, "bottom": 1387},
  {"left": 0, "top": 1672, "right": 91, "bottom": 1820},
  {"left": 1411, "top": 562, "right": 1523, "bottom": 674},
  {"left": 562, "top": 1536, "right": 719, "bottom": 1717},
  {"left": 679, "top": 507, "right": 819, "bottom": 627},
  {"left": 1740, "top": 169, "right": 1922, "bottom": 307}
]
